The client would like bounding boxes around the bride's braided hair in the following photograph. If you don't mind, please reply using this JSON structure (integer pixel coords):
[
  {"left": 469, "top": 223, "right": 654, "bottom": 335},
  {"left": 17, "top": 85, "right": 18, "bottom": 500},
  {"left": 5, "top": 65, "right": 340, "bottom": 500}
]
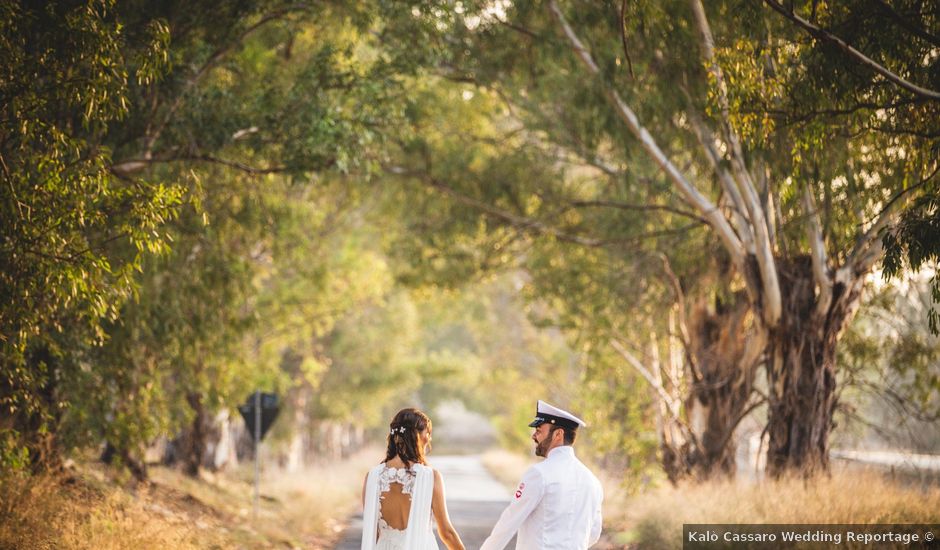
[{"left": 384, "top": 408, "right": 431, "bottom": 467}]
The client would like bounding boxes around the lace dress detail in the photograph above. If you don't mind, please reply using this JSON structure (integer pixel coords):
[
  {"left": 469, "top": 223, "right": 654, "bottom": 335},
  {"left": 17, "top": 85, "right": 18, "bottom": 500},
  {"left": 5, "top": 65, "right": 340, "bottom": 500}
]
[
  {"left": 377, "top": 467, "right": 416, "bottom": 497},
  {"left": 376, "top": 517, "right": 408, "bottom": 550},
  {"left": 375, "top": 466, "right": 431, "bottom": 550},
  {"left": 362, "top": 463, "right": 438, "bottom": 550}
]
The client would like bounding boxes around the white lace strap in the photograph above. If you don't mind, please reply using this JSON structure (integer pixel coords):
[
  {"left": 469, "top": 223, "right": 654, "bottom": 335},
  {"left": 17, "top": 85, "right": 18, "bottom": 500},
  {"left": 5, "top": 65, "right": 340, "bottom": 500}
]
[
  {"left": 361, "top": 464, "right": 385, "bottom": 550},
  {"left": 403, "top": 464, "right": 435, "bottom": 549}
]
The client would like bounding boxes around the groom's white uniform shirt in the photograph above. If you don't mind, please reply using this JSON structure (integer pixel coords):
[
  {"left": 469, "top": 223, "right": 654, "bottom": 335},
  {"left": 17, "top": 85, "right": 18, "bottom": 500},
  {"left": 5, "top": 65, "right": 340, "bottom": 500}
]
[{"left": 480, "top": 445, "right": 603, "bottom": 550}]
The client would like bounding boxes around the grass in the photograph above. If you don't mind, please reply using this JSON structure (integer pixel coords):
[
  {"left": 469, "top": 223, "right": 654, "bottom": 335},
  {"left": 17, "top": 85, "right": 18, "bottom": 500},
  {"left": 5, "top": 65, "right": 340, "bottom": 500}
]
[
  {"left": 255, "top": 447, "right": 383, "bottom": 546},
  {"left": 482, "top": 448, "right": 939, "bottom": 549},
  {"left": 0, "top": 447, "right": 382, "bottom": 550},
  {"left": 15, "top": 449, "right": 931, "bottom": 549},
  {"left": 0, "top": 466, "right": 227, "bottom": 550},
  {"left": 606, "top": 466, "right": 940, "bottom": 549}
]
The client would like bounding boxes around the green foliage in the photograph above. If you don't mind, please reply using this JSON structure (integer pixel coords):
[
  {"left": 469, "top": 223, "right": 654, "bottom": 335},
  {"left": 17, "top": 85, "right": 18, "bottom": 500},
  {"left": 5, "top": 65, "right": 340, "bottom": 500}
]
[
  {"left": 837, "top": 277, "right": 940, "bottom": 451},
  {"left": 883, "top": 188, "right": 940, "bottom": 333},
  {"left": 3, "top": 0, "right": 936, "bottom": 483},
  {"left": 375, "top": 0, "right": 939, "bottom": 477},
  {"left": 0, "top": 0, "right": 472, "bottom": 470},
  {"left": 0, "top": 0, "right": 180, "bottom": 467}
]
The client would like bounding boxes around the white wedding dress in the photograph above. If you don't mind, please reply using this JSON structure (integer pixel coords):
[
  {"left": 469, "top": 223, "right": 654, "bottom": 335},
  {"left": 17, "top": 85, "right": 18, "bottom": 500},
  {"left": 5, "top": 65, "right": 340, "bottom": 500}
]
[{"left": 361, "top": 463, "right": 439, "bottom": 550}]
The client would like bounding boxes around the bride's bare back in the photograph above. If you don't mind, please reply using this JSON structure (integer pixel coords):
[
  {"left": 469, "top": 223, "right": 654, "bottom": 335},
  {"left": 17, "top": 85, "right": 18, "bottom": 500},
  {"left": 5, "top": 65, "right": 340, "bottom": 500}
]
[{"left": 378, "top": 457, "right": 414, "bottom": 531}]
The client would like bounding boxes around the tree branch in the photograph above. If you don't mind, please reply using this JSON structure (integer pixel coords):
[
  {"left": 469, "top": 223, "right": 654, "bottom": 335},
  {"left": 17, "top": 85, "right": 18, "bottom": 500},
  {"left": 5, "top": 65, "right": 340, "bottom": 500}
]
[
  {"left": 803, "top": 186, "right": 832, "bottom": 316},
  {"left": 659, "top": 253, "right": 700, "bottom": 383},
  {"left": 497, "top": 19, "right": 544, "bottom": 40},
  {"left": 690, "top": 0, "right": 782, "bottom": 326},
  {"left": 841, "top": 181, "right": 920, "bottom": 279},
  {"left": 566, "top": 199, "right": 708, "bottom": 225},
  {"left": 113, "top": 154, "right": 290, "bottom": 176},
  {"left": 547, "top": 0, "right": 747, "bottom": 274},
  {"left": 144, "top": 4, "right": 314, "bottom": 154},
  {"left": 619, "top": 0, "right": 636, "bottom": 79},
  {"left": 610, "top": 338, "right": 682, "bottom": 420},
  {"left": 747, "top": 98, "right": 923, "bottom": 126},
  {"left": 763, "top": 0, "right": 940, "bottom": 101},
  {"left": 686, "top": 110, "right": 755, "bottom": 253},
  {"left": 872, "top": 0, "right": 940, "bottom": 47},
  {"left": 385, "top": 161, "right": 610, "bottom": 247},
  {"left": 757, "top": 161, "right": 777, "bottom": 248}
]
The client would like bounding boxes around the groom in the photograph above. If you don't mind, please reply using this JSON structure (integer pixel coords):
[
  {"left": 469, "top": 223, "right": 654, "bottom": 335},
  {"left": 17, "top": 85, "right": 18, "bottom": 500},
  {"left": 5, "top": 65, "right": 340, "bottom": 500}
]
[{"left": 480, "top": 400, "right": 604, "bottom": 550}]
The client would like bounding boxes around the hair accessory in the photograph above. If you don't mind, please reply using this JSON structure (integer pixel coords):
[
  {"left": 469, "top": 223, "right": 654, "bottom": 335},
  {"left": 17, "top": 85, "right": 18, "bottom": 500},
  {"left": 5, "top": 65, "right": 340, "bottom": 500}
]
[{"left": 389, "top": 426, "right": 407, "bottom": 435}]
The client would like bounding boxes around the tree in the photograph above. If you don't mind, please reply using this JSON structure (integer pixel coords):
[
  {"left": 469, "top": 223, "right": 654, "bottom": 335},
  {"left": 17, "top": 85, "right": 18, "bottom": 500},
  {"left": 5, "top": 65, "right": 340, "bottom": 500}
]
[
  {"left": 388, "top": 0, "right": 937, "bottom": 477},
  {"left": 542, "top": 0, "right": 938, "bottom": 476},
  {"left": 0, "top": 0, "right": 457, "bottom": 472},
  {"left": 79, "top": 0, "right": 431, "bottom": 470},
  {"left": 0, "top": 0, "right": 178, "bottom": 470},
  {"left": 380, "top": 77, "right": 689, "bottom": 479}
]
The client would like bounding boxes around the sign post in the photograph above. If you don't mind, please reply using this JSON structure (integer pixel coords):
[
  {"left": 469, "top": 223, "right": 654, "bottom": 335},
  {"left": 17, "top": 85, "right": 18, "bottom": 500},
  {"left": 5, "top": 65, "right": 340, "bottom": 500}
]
[
  {"left": 253, "top": 391, "right": 260, "bottom": 519},
  {"left": 238, "top": 391, "right": 279, "bottom": 521}
]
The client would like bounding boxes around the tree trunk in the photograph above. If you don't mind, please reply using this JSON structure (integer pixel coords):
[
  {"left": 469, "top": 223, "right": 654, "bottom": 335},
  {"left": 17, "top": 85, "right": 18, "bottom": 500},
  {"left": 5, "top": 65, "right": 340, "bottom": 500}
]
[
  {"left": 15, "top": 344, "right": 62, "bottom": 473},
  {"left": 766, "top": 256, "right": 862, "bottom": 477},
  {"left": 101, "top": 440, "right": 148, "bottom": 482},
  {"left": 207, "top": 409, "right": 237, "bottom": 470},
  {"left": 651, "top": 294, "right": 763, "bottom": 484},
  {"left": 659, "top": 421, "right": 695, "bottom": 484},
  {"left": 686, "top": 395, "right": 739, "bottom": 478},
  {"left": 766, "top": 332, "right": 837, "bottom": 476},
  {"left": 286, "top": 385, "right": 310, "bottom": 472},
  {"left": 648, "top": 315, "right": 695, "bottom": 484},
  {"left": 684, "top": 293, "right": 764, "bottom": 480},
  {"left": 182, "top": 391, "right": 207, "bottom": 477}
]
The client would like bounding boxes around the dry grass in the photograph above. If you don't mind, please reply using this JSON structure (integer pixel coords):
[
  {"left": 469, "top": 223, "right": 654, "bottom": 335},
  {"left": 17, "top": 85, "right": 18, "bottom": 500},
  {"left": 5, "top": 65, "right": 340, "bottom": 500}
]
[
  {"left": 605, "top": 467, "right": 940, "bottom": 549},
  {"left": 482, "top": 449, "right": 939, "bottom": 549},
  {"left": 0, "top": 467, "right": 227, "bottom": 550},
  {"left": 0, "top": 446, "right": 382, "bottom": 550},
  {"left": 259, "top": 446, "right": 384, "bottom": 545}
]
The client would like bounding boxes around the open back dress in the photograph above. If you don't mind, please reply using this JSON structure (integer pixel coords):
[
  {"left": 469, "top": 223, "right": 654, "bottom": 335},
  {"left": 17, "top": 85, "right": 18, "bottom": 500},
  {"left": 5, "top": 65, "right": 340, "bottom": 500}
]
[{"left": 361, "top": 462, "right": 438, "bottom": 550}]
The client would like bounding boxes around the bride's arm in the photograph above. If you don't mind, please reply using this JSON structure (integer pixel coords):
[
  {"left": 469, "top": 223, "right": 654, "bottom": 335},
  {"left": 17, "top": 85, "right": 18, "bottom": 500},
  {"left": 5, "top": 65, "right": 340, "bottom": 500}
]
[{"left": 431, "top": 469, "right": 465, "bottom": 550}]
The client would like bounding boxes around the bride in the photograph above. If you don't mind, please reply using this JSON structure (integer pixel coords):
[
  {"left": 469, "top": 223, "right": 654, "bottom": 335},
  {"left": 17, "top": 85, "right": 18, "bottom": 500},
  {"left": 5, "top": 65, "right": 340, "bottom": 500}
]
[{"left": 361, "top": 408, "right": 465, "bottom": 550}]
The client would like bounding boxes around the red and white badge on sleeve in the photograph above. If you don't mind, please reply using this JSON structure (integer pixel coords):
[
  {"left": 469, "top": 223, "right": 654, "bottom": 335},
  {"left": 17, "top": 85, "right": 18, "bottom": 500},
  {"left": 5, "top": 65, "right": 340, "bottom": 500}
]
[{"left": 515, "top": 482, "right": 525, "bottom": 499}]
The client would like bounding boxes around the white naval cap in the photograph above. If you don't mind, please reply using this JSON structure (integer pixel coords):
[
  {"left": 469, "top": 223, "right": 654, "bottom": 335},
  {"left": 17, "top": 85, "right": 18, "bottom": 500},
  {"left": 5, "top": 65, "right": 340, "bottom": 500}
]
[{"left": 527, "top": 400, "right": 587, "bottom": 430}]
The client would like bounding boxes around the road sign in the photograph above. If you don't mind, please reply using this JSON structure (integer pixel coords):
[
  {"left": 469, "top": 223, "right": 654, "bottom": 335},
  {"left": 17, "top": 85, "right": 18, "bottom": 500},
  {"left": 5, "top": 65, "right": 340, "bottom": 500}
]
[
  {"left": 238, "top": 390, "right": 280, "bottom": 521},
  {"left": 238, "top": 391, "right": 280, "bottom": 441}
]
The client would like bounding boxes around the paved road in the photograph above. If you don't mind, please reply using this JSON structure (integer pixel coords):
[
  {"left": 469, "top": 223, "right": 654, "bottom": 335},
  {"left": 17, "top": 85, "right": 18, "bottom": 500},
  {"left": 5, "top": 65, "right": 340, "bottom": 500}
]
[{"left": 333, "top": 455, "right": 515, "bottom": 550}]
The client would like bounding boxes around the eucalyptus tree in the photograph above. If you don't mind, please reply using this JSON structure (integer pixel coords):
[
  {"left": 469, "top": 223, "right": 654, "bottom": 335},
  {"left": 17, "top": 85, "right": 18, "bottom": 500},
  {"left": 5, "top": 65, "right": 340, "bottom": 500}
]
[
  {"left": 382, "top": 74, "right": 715, "bottom": 480},
  {"left": 536, "top": 0, "right": 937, "bottom": 477},
  {"left": 390, "top": 0, "right": 937, "bottom": 478},
  {"left": 78, "top": 0, "right": 450, "bottom": 477},
  {"left": 83, "top": 167, "right": 320, "bottom": 477},
  {"left": 0, "top": 0, "right": 178, "bottom": 469},
  {"left": 0, "top": 0, "right": 453, "bottom": 472}
]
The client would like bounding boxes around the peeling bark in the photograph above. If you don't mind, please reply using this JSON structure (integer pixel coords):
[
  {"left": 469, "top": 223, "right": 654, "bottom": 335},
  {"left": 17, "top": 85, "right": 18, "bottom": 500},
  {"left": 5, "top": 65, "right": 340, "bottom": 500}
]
[
  {"left": 685, "top": 293, "right": 764, "bottom": 479},
  {"left": 631, "top": 290, "right": 765, "bottom": 484},
  {"left": 547, "top": 0, "right": 901, "bottom": 478},
  {"left": 766, "top": 257, "right": 863, "bottom": 476}
]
